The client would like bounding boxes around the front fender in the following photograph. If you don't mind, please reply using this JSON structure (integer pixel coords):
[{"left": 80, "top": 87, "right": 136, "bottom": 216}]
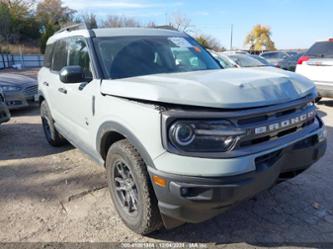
[{"left": 96, "top": 121, "right": 156, "bottom": 168}]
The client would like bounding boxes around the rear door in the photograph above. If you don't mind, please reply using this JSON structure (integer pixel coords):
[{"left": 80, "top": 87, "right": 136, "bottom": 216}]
[{"left": 297, "top": 41, "right": 333, "bottom": 83}]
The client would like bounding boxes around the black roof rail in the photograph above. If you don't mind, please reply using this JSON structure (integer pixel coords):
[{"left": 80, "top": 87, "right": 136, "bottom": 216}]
[
  {"left": 154, "top": 25, "right": 178, "bottom": 31},
  {"left": 55, "top": 23, "right": 88, "bottom": 34}
]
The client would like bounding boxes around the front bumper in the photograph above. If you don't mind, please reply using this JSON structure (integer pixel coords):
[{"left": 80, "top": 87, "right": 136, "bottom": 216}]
[
  {"left": 4, "top": 91, "right": 37, "bottom": 110},
  {"left": 149, "top": 128, "right": 326, "bottom": 226},
  {"left": 0, "top": 103, "right": 10, "bottom": 124}
]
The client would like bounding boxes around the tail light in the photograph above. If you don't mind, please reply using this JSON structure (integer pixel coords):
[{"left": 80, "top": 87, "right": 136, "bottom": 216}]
[
  {"left": 297, "top": 56, "right": 310, "bottom": 65},
  {"left": 329, "top": 38, "right": 333, "bottom": 42}
]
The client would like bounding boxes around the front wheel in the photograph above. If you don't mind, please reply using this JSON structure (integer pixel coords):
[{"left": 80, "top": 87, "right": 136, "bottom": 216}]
[{"left": 106, "top": 140, "right": 162, "bottom": 234}]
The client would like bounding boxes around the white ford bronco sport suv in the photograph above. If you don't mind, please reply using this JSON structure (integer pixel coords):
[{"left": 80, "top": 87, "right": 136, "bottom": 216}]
[{"left": 38, "top": 26, "right": 327, "bottom": 234}]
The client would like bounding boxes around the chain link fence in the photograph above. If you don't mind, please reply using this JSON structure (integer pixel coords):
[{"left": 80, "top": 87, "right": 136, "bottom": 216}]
[{"left": 0, "top": 53, "right": 44, "bottom": 69}]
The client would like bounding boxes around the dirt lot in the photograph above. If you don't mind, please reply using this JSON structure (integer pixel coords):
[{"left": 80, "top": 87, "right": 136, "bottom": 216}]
[{"left": 0, "top": 70, "right": 333, "bottom": 248}]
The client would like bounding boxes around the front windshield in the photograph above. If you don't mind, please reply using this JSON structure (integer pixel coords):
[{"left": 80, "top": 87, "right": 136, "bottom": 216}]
[
  {"left": 229, "top": 54, "right": 267, "bottom": 67},
  {"left": 94, "top": 36, "right": 221, "bottom": 79}
]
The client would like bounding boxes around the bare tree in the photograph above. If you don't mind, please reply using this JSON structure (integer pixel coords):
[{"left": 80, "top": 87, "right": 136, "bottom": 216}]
[
  {"left": 101, "top": 16, "right": 141, "bottom": 28},
  {"left": 81, "top": 13, "right": 98, "bottom": 29},
  {"left": 145, "top": 21, "right": 157, "bottom": 28},
  {"left": 169, "top": 12, "right": 193, "bottom": 32},
  {"left": 196, "top": 34, "right": 225, "bottom": 52}
]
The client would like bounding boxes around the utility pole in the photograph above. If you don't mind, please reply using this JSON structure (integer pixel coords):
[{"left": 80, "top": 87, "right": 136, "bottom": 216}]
[{"left": 230, "top": 24, "right": 233, "bottom": 50}]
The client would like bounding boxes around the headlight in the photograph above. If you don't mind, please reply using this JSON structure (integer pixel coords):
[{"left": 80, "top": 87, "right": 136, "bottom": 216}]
[
  {"left": 1, "top": 85, "right": 21, "bottom": 92},
  {"left": 168, "top": 120, "right": 245, "bottom": 153}
]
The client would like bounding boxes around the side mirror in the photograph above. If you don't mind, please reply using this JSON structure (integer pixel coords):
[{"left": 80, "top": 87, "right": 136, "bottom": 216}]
[{"left": 59, "top": 66, "right": 85, "bottom": 84}]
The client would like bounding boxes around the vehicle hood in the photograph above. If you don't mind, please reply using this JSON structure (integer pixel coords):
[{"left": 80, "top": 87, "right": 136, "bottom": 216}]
[
  {"left": 0, "top": 73, "right": 36, "bottom": 86},
  {"left": 100, "top": 68, "right": 316, "bottom": 109}
]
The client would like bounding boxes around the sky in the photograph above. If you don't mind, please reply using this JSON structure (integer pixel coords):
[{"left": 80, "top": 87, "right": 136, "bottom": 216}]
[{"left": 61, "top": 0, "right": 333, "bottom": 50}]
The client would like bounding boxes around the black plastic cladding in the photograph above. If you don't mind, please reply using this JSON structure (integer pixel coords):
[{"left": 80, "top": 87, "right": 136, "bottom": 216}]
[{"left": 161, "top": 93, "right": 322, "bottom": 159}]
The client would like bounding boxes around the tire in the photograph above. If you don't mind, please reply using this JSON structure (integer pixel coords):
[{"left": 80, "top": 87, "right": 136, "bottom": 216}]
[
  {"left": 40, "top": 100, "right": 66, "bottom": 147},
  {"left": 106, "top": 139, "right": 162, "bottom": 234}
]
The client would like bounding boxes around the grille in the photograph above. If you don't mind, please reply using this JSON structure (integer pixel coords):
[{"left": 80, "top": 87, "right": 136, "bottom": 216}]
[
  {"left": 23, "top": 85, "right": 38, "bottom": 97},
  {"left": 237, "top": 103, "right": 307, "bottom": 125},
  {"left": 237, "top": 100, "right": 316, "bottom": 148}
]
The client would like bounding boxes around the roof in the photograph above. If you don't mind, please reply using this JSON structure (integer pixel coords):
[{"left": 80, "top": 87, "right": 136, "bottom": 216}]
[
  {"left": 93, "top": 28, "right": 184, "bottom": 37},
  {"left": 47, "top": 27, "right": 185, "bottom": 45}
]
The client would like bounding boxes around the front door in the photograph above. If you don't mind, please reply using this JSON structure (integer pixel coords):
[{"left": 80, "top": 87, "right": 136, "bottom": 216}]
[{"left": 56, "top": 36, "right": 96, "bottom": 146}]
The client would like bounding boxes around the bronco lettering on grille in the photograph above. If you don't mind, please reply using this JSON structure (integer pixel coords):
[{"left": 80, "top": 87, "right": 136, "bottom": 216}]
[{"left": 254, "top": 110, "right": 316, "bottom": 135}]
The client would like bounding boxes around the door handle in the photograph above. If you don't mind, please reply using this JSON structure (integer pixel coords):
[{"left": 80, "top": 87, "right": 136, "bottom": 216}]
[
  {"left": 43, "top": 82, "right": 49, "bottom": 87},
  {"left": 58, "top": 88, "right": 67, "bottom": 94}
]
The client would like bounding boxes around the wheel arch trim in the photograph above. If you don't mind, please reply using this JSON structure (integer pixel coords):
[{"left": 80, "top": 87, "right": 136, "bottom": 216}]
[{"left": 96, "top": 121, "right": 155, "bottom": 168}]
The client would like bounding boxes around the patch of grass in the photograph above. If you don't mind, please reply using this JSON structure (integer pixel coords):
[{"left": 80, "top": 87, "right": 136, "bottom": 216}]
[{"left": 0, "top": 43, "right": 41, "bottom": 54}]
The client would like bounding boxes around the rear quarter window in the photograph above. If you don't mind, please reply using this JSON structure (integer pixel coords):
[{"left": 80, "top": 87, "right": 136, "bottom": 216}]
[
  {"left": 306, "top": 41, "right": 333, "bottom": 58},
  {"left": 51, "top": 39, "right": 68, "bottom": 71},
  {"left": 43, "top": 44, "right": 54, "bottom": 68}
]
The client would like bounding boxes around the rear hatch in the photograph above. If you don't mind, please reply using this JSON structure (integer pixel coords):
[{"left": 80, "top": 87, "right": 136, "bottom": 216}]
[{"left": 297, "top": 40, "right": 333, "bottom": 83}]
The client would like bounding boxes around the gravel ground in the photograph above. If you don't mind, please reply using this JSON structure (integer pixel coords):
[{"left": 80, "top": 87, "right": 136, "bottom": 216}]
[{"left": 0, "top": 70, "right": 333, "bottom": 248}]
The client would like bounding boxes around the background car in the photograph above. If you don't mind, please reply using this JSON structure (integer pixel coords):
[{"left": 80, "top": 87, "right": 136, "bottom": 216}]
[
  {"left": 208, "top": 50, "right": 237, "bottom": 69},
  {"left": 227, "top": 54, "right": 271, "bottom": 68},
  {"left": 296, "top": 39, "right": 333, "bottom": 98},
  {"left": 0, "top": 88, "right": 10, "bottom": 125},
  {"left": 286, "top": 51, "right": 298, "bottom": 57},
  {"left": 250, "top": 55, "right": 274, "bottom": 66},
  {"left": 0, "top": 73, "right": 38, "bottom": 110},
  {"left": 223, "top": 50, "right": 250, "bottom": 55},
  {"left": 260, "top": 51, "right": 296, "bottom": 71}
]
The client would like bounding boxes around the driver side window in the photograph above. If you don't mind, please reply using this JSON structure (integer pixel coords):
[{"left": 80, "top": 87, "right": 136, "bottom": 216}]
[{"left": 68, "top": 37, "right": 93, "bottom": 82}]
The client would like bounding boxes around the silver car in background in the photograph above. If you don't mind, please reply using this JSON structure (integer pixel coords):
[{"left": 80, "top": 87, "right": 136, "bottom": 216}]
[
  {"left": 227, "top": 54, "right": 271, "bottom": 68},
  {"left": 0, "top": 88, "right": 10, "bottom": 125},
  {"left": 208, "top": 50, "right": 237, "bottom": 69},
  {"left": 0, "top": 73, "right": 38, "bottom": 110}
]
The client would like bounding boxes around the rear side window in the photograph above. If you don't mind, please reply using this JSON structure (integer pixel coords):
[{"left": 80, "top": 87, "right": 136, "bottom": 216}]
[
  {"left": 306, "top": 41, "right": 333, "bottom": 58},
  {"left": 51, "top": 39, "right": 68, "bottom": 71},
  {"left": 44, "top": 44, "right": 54, "bottom": 68}
]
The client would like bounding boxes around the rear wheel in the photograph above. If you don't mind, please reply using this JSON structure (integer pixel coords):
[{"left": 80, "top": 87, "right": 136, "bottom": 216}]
[
  {"left": 106, "top": 139, "right": 162, "bottom": 234},
  {"left": 40, "top": 100, "right": 66, "bottom": 147}
]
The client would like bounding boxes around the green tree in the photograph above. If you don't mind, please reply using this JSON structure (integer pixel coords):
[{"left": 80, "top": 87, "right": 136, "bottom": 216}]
[
  {"left": 40, "top": 23, "right": 54, "bottom": 53},
  {"left": 0, "top": 0, "right": 37, "bottom": 43},
  {"left": 0, "top": 3, "right": 11, "bottom": 42},
  {"left": 245, "top": 24, "right": 276, "bottom": 51},
  {"left": 36, "top": 0, "right": 76, "bottom": 52}
]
